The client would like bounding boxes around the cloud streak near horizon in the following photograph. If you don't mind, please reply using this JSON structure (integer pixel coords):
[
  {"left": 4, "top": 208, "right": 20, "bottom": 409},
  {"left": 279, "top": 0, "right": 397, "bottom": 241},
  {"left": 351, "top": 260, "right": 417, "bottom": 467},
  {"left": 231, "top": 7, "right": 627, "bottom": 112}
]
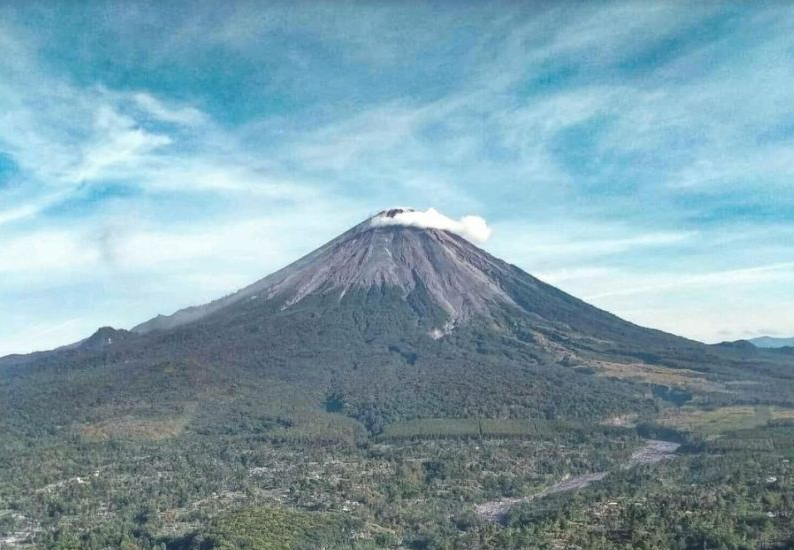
[{"left": 1, "top": 2, "right": 793, "bottom": 354}]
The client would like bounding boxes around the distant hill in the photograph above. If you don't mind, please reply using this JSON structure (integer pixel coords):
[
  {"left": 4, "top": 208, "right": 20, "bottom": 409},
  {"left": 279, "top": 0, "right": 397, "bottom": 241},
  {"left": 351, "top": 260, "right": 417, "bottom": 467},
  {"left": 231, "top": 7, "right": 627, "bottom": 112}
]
[{"left": 749, "top": 336, "right": 794, "bottom": 348}]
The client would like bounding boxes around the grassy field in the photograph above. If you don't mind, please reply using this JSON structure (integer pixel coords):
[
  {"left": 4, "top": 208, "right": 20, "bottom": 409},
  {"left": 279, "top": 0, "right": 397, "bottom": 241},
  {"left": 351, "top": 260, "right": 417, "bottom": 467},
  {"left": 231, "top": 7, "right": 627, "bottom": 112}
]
[
  {"left": 77, "top": 415, "right": 191, "bottom": 441},
  {"left": 657, "top": 405, "right": 794, "bottom": 438},
  {"left": 590, "top": 360, "right": 723, "bottom": 392}
]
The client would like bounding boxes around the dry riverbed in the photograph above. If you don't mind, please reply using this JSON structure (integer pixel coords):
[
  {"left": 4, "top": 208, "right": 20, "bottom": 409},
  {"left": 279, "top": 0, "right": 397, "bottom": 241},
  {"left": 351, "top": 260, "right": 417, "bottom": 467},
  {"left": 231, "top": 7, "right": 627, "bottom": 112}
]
[{"left": 475, "top": 439, "right": 680, "bottom": 522}]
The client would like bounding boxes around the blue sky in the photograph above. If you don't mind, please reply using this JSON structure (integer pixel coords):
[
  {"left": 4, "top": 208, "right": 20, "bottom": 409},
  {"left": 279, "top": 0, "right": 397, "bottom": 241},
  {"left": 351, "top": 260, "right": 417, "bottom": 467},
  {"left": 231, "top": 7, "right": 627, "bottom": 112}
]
[{"left": 1, "top": 1, "right": 794, "bottom": 355}]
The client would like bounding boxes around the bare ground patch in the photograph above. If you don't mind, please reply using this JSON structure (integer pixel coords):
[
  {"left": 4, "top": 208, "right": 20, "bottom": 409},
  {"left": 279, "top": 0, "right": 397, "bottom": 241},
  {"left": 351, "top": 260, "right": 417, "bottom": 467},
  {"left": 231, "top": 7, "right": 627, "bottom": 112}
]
[
  {"left": 656, "top": 405, "right": 794, "bottom": 437},
  {"left": 76, "top": 403, "right": 197, "bottom": 441},
  {"left": 590, "top": 360, "right": 723, "bottom": 392}
]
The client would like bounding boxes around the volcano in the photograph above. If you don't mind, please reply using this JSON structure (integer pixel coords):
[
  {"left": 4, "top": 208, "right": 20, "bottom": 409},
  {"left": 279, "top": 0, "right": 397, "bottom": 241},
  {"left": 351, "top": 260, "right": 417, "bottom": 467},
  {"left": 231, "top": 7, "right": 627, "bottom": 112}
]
[
  {"left": 130, "top": 208, "right": 686, "bottom": 352},
  {"left": 2, "top": 208, "right": 792, "bottom": 437},
  {"left": 132, "top": 208, "right": 513, "bottom": 336}
]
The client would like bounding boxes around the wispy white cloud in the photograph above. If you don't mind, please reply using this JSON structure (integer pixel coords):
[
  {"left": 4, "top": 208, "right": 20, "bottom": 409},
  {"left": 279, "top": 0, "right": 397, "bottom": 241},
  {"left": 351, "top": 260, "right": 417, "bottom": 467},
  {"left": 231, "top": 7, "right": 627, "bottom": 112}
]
[
  {"left": 499, "top": 230, "right": 694, "bottom": 260},
  {"left": 68, "top": 105, "right": 173, "bottom": 183},
  {"left": 0, "top": 199, "right": 61, "bottom": 226},
  {"left": 132, "top": 92, "right": 208, "bottom": 126},
  {"left": 586, "top": 262, "right": 794, "bottom": 300},
  {"left": 0, "top": 229, "right": 100, "bottom": 273},
  {"left": 534, "top": 266, "right": 616, "bottom": 285}
]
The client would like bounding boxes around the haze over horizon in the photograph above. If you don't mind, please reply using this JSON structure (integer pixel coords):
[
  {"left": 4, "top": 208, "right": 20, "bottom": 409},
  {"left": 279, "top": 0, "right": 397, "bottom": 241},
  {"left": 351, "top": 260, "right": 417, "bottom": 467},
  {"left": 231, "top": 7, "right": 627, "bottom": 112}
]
[{"left": 2, "top": 1, "right": 794, "bottom": 356}]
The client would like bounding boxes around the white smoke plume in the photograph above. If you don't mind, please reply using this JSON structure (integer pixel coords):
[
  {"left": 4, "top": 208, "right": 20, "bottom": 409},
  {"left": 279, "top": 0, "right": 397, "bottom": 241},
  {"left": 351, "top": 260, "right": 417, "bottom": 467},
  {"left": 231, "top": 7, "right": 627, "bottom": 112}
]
[{"left": 371, "top": 207, "right": 492, "bottom": 243}]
